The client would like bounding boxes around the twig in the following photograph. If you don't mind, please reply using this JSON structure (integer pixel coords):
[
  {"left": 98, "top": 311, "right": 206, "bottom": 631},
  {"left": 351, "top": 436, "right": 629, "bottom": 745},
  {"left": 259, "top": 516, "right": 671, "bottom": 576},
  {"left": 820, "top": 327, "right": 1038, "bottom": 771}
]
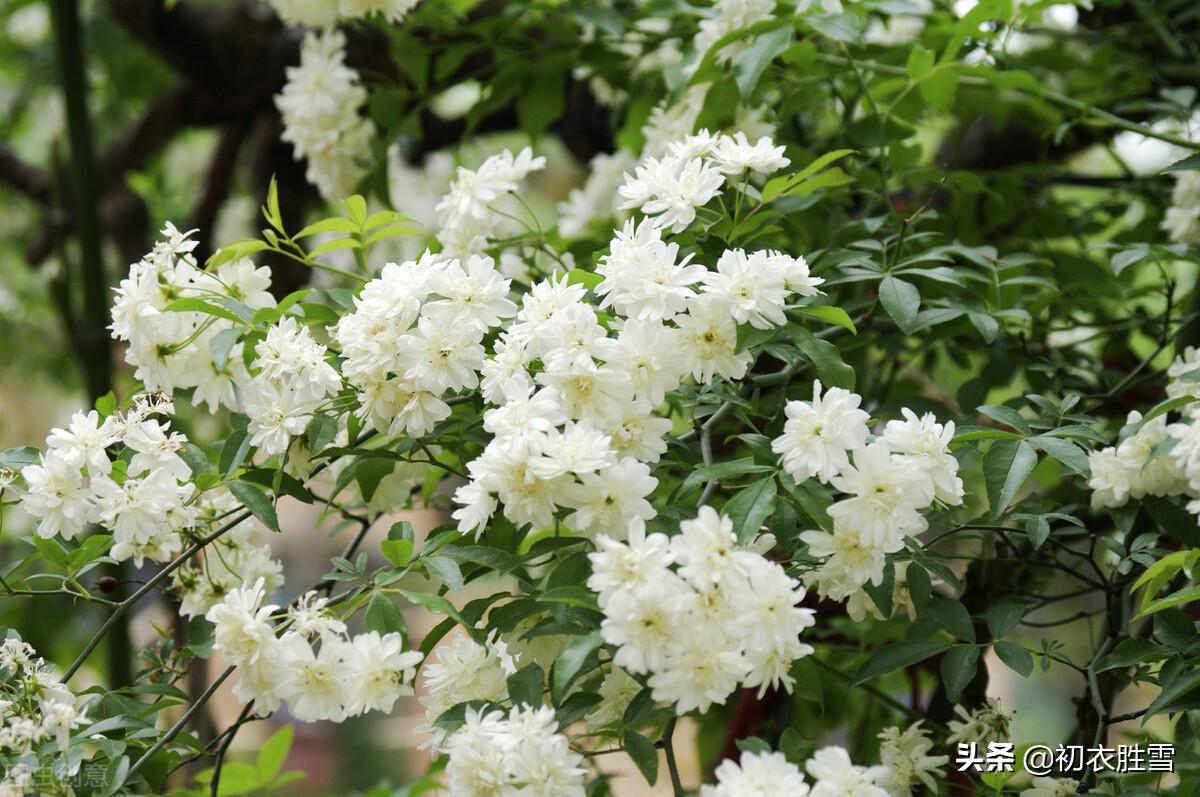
[{"left": 128, "top": 666, "right": 235, "bottom": 778}]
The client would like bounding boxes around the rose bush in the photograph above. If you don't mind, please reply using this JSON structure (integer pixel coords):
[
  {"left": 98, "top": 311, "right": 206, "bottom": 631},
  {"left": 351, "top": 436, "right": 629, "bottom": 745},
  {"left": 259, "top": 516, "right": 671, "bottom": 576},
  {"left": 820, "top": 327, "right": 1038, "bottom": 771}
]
[{"left": 2, "top": 1, "right": 1200, "bottom": 795}]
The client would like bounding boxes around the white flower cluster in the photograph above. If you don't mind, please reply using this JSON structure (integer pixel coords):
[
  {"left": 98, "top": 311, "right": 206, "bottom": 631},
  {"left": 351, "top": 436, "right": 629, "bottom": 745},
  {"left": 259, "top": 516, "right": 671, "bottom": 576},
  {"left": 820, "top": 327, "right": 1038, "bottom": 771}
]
[
  {"left": 417, "top": 629, "right": 516, "bottom": 751},
  {"left": 618, "top": 131, "right": 789, "bottom": 233},
  {"left": 947, "top": 698, "right": 1012, "bottom": 745},
  {"left": 449, "top": 184, "right": 818, "bottom": 539},
  {"left": 110, "top": 224, "right": 275, "bottom": 410},
  {"left": 441, "top": 705, "right": 586, "bottom": 797},
  {"left": 244, "top": 316, "right": 342, "bottom": 456},
  {"left": 20, "top": 399, "right": 200, "bottom": 566},
  {"left": 700, "top": 735, "right": 942, "bottom": 797},
  {"left": 436, "top": 147, "right": 547, "bottom": 257},
  {"left": 1163, "top": 172, "right": 1200, "bottom": 245},
  {"left": 276, "top": 31, "right": 374, "bottom": 202},
  {"left": 772, "top": 384, "right": 962, "bottom": 618},
  {"left": 172, "top": 492, "right": 284, "bottom": 618},
  {"left": 588, "top": 508, "right": 815, "bottom": 714},
  {"left": 0, "top": 637, "right": 90, "bottom": 773},
  {"left": 205, "top": 580, "right": 421, "bottom": 721},
  {"left": 334, "top": 250, "right": 514, "bottom": 438},
  {"left": 1087, "top": 349, "right": 1200, "bottom": 514},
  {"left": 266, "top": 0, "right": 420, "bottom": 30}
]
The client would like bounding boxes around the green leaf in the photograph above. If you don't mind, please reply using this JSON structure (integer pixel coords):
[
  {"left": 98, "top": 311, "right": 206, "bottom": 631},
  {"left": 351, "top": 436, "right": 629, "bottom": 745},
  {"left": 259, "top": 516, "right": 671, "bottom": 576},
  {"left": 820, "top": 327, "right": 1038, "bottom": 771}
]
[
  {"left": 878, "top": 276, "right": 920, "bottom": 335},
  {"left": 1164, "top": 153, "right": 1200, "bottom": 174},
  {"left": 625, "top": 730, "right": 659, "bottom": 786},
  {"left": 295, "top": 217, "right": 360, "bottom": 239},
  {"left": 507, "top": 663, "right": 545, "bottom": 708},
  {"left": 732, "top": 26, "right": 792, "bottom": 96},
  {"left": 1024, "top": 515, "right": 1051, "bottom": 549},
  {"left": 906, "top": 46, "right": 934, "bottom": 80},
  {"left": 724, "top": 477, "right": 777, "bottom": 544},
  {"left": 761, "top": 149, "right": 856, "bottom": 203},
  {"left": 792, "top": 305, "right": 857, "bottom": 334},
  {"left": 791, "top": 327, "right": 855, "bottom": 389},
  {"left": 789, "top": 656, "right": 823, "bottom": 712},
  {"left": 982, "top": 440, "right": 1037, "bottom": 518},
  {"left": 1146, "top": 669, "right": 1200, "bottom": 720},
  {"left": 976, "top": 404, "right": 1030, "bottom": 435},
  {"left": 364, "top": 592, "right": 407, "bottom": 636},
  {"left": 994, "top": 640, "right": 1033, "bottom": 677},
  {"left": 1143, "top": 495, "right": 1200, "bottom": 548},
  {"left": 918, "top": 67, "right": 960, "bottom": 110},
  {"left": 381, "top": 538, "right": 414, "bottom": 568},
  {"left": 986, "top": 598, "right": 1027, "bottom": 639},
  {"left": 165, "top": 297, "right": 246, "bottom": 325},
  {"left": 806, "top": 12, "right": 864, "bottom": 43},
  {"left": 853, "top": 640, "right": 952, "bottom": 685},
  {"left": 256, "top": 725, "right": 294, "bottom": 782},
  {"left": 929, "top": 597, "right": 976, "bottom": 642},
  {"left": 517, "top": 68, "right": 565, "bottom": 139},
  {"left": 678, "top": 457, "right": 775, "bottom": 496},
  {"left": 424, "top": 555, "right": 465, "bottom": 591},
  {"left": 227, "top": 479, "right": 278, "bottom": 531},
  {"left": 101, "top": 755, "right": 130, "bottom": 797},
  {"left": 551, "top": 632, "right": 603, "bottom": 703},
  {"left": 395, "top": 588, "right": 470, "bottom": 633},
  {"left": 305, "top": 414, "right": 338, "bottom": 455},
  {"left": 1031, "top": 436, "right": 1090, "bottom": 477},
  {"left": 219, "top": 429, "right": 251, "bottom": 478},
  {"left": 941, "top": 645, "right": 980, "bottom": 702},
  {"left": 0, "top": 445, "right": 40, "bottom": 470},
  {"left": 209, "top": 327, "right": 240, "bottom": 371}
]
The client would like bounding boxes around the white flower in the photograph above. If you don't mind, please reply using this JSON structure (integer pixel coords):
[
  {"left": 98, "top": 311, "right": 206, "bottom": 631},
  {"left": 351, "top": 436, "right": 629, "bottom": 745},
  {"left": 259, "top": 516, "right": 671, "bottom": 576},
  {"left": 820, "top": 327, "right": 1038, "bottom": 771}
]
[
  {"left": 397, "top": 315, "right": 485, "bottom": 393},
  {"left": 419, "top": 630, "right": 516, "bottom": 750},
  {"left": 829, "top": 442, "right": 933, "bottom": 548},
  {"left": 562, "top": 457, "right": 658, "bottom": 538},
  {"left": 701, "top": 751, "right": 810, "bottom": 797},
  {"left": 1163, "top": 172, "right": 1200, "bottom": 245},
  {"left": 708, "top": 132, "right": 790, "bottom": 176},
  {"left": 676, "top": 294, "right": 752, "bottom": 384},
  {"left": 1024, "top": 776, "right": 1080, "bottom": 797},
  {"left": 206, "top": 579, "right": 279, "bottom": 669},
  {"left": 876, "top": 722, "right": 948, "bottom": 795},
  {"left": 274, "top": 633, "right": 353, "bottom": 722},
  {"left": 587, "top": 527, "right": 676, "bottom": 604},
  {"left": 275, "top": 31, "right": 373, "bottom": 200},
  {"left": 672, "top": 506, "right": 747, "bottom": 588},
  {"left": 618, "top": 154, "right": 726, "bottom": 233},
  {"left": 288, "top": 591, "right": 347, "bottom": 639},
  {"left": 45, "top": 410, "right": 117, "bottom": 475},
  {"left": 881, "top": 408, "right": 963, "bottom": 505},
  {"left": 694, "top": 0, "right": 777, "bottom": 64},
  {"left": 529, "top": 421, "right": 616, "bottom": 479},
  {"left": 19, "top": 452, "right": 93, "bottom": 540},
  {"left": 424, "top": 254, "right": 517, "bottom": 331},
  {"left": 801, "top": 524, "right": 890, "bottom": 601},
  {"left": 436, "top": 147, "right": 547, "bottom": 255},
  {"left": 703, "top": 248, "right": 792, "bottom": 330},
  {"left": 342, "top": 631, "right": 422, "bottom": 715},
  {"left": 806, "top": 746, "right": 889, "bottom": 797},
  {"left": 648, "top": 644, "right": 750, "bottom": 714},
  {"left": 946, "top": 698, "right": 1012, "bottom": 745},
  {"left": 772, "top": 380, "right": 871, "bottom": 483},
  {"left": 595, "top": 218, "right": 707, "bottom": 321}
]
